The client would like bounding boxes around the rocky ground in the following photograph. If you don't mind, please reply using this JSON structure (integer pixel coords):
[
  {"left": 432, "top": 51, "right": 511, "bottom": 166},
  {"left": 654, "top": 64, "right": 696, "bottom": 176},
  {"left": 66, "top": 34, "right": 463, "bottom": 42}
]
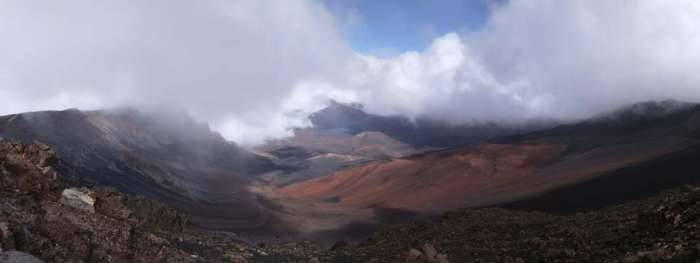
[
  {"left": 0, "top": 141, "right": 193, "bottom": 262},
  {"left": 2, "top": 141, "right": 700, "bottom": 262},
  {"left": 0, "top": 141, "right": 335, "bottom": 262},
  {"left": 331, "top": 186, "right": 700, "bottom": 262}
]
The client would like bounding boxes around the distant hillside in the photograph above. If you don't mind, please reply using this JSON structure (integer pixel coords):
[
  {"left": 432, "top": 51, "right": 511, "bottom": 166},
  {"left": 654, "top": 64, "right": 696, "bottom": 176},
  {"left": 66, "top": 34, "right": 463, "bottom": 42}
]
[
  {"left": 309, "top": 100, "right": 556, "bottom": 148},
  {"left": 497, "top": 101, "right": 700, "bottom": 212},
  {"left": 271, "top": 101, "right": 700, "bottom": 236}
]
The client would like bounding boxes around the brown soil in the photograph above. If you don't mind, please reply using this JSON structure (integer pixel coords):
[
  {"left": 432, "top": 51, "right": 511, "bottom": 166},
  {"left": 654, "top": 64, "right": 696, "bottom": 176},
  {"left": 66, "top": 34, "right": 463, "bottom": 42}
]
[{"left": 277, "top": 144, "right": 566, "bottom": 212}]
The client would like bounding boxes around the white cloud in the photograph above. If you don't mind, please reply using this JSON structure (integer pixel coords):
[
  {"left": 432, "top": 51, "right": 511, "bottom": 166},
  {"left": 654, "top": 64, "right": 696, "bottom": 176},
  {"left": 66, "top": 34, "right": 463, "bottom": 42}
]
[
  {"left": 0, "top": 0, "right": 352, "bottom": 144},
  {"left": 470, "top": 0, "right": 700, "bottom": 118},
  {"left": 2, "top": 0, "right": 700, "bottom": 144},
  {"left": 342, "top": 33, "right": 542, "bottom": 123},
  {"left": 216, "top": 80, "right": 359, "bottom": 145},
  {"left": 341, "top": 0, "right": 700, "bottom": 123}
]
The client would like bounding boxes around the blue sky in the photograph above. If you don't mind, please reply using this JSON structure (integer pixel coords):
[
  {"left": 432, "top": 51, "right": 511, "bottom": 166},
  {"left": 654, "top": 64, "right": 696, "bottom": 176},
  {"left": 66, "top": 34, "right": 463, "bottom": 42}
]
[{"left": 324, "top": 0, "right": 503, "bottom": 56}]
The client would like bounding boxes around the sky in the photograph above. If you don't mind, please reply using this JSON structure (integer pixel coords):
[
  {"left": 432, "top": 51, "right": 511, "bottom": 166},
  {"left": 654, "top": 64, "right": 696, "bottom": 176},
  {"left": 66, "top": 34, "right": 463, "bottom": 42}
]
[
  {"left": 324, "top": 0, "right": 499, "bottom": 56},
  {"left": 1, "top": 0, "right": 700, "bottom": 145}
]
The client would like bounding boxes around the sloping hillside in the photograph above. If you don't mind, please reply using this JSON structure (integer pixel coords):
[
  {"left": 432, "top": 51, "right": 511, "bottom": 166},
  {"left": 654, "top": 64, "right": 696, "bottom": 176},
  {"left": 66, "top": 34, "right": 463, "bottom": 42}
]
[
  {"left": 333, "top": 185, "right": 700, "bottom": 262},
  {"left": 271, "top": 101, "right": 700, "bottom": 236},
  {"left": 0, "top": 108, "right": 281, "bottom": 234},
  {"left": 308, "top": 100, "right": 556, "bottom": 148},
  {"left": 278, "top": 143, "right": 565, "bottom": 212},
  {"left": 499, "top": 101, "right": 700, "bottom": 212}
]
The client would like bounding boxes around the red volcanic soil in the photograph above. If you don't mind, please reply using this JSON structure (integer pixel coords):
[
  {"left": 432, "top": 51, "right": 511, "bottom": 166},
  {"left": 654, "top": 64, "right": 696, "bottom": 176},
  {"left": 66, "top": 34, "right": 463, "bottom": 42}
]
[{"left": 278, "top": 144, "right": 566, "bottom": 212}]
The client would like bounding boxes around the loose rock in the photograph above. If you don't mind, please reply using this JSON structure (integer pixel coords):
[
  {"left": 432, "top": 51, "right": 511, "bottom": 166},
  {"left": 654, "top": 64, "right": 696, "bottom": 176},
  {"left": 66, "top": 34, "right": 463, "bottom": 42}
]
[
  {"left": 330, "top": 240, "right": 349, "bottom": 251},
  {"left": 59, "top": 188, "right": 96, "bottom": 213},
  {"left": 436, "top": 254, "right": 449, "bottom": 263},
  {"left": 0, "top": 251, "right": 45, "bottom": 263},
  {"left": 405, "top": 248, "right": 424, "bottom": 263},
  {"left": 422, "top": 243, "right": 438, "bottom": 262},
  {"left": 0, "top": 222, "right": 8, "bottom": 239}
]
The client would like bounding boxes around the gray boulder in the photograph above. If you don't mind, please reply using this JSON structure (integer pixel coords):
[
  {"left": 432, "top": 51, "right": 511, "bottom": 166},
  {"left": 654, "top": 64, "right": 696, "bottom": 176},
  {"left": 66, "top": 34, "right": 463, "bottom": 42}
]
[{"left": 59, "top": 188, "right": 96, "bottom": 213}]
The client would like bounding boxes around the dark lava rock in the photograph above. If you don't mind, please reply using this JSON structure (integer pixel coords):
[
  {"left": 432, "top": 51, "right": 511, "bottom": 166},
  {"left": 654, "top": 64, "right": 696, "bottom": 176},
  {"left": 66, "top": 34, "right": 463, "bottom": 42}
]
[{"left": 332, "top": 186, "right": 700, "bottom": 262}]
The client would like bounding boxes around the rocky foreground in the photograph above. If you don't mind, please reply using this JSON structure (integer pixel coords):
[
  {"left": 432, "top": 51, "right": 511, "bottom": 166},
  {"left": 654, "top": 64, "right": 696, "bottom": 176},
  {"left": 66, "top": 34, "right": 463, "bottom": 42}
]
[
  {"left": 334, "top": 184, "right": 700, "bottom": 262},
  {"left": 1, "top": 141, "right": 700, "bottom": 262},
  {"left": 0, "top": 142, "right": 253, "bottom": 262}
]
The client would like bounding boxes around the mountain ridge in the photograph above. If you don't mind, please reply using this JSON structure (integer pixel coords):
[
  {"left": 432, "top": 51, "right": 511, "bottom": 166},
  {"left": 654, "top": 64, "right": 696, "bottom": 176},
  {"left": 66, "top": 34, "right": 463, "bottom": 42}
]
[
  {"left": 265, "top": 100, "right": 700, "bottom": 242},
  {"left": 0, "top": 108, "right": 285, "bottom": 235}
]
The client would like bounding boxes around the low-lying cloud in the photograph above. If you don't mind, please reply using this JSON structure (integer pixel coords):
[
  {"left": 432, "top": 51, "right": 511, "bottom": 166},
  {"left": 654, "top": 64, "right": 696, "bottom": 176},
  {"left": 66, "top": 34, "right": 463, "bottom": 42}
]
[
  {"left": 1, "top": 0, "right": 700, "bottom": 145},
  {"left": 0, "top": 0, "right": 353, "bottom": 144}
]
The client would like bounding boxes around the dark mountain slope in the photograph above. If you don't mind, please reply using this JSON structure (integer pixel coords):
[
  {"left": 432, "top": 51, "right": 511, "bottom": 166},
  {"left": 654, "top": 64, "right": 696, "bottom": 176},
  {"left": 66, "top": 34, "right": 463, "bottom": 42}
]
[
  {"left": 496, "top": 100, "right": 700, "bottom": 153},
  {"left": 0, "top": 108, "right": 282, "bottom": 234},
  {"left": 502, "top": 137, "right": 700, "bottom": 213},
  {"left": 497, "top": 101, "right": 700, "bottom": 212},
  {"left": 309, "top": 100, "right": 555, "bottom": 148}
]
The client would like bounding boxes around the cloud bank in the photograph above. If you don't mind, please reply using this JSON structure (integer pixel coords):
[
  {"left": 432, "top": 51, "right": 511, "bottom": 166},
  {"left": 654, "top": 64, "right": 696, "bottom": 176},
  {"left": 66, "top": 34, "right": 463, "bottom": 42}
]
[
  {"left": 1, "top": 0, "right": 700, "bottom": 144},
  {"left": 345, "top": 0, "right": 700, "bottom": 122},
  {"left": 0, "top": 0, "right": 352, "bottom": 144}
]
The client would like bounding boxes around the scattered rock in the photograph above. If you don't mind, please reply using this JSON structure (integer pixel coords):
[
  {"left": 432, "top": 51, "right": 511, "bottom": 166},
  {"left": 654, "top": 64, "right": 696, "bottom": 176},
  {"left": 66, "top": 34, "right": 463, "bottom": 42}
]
[
  {"left": 146, "top": 233, "right": 167, "bottom": 245},
  {"left": 223, "top": 253, "right": 248, "bottom": 263},
  {"left": 436, "top": 254, "right": 449, "bottom": 263},
  {"left": 622, "top": 255, "right": 641, "bottom": 263},
  {"left": 59, "top": 188, "right": 96, "bottom": 213},
  {"left": 9, "top": 225, "right": 28, "bottom": 251},
  {"left": 341, "top": 186, "right": 700, "bottom": 262},
  {"left": 330, "top": 240, "right": 349, "bottom": 251},
  {"left": 0, "top": 251, "right": 44, "bottom": 263},
  {"left": 122, "top": 195, "right": 189, "bottom": 232},
  {"left": 93, "top": 187, "right": 132, "bottom": 220},
  {"left": 674, "top": 244, "right": 685, "bottom": 252},
  {"left": 0, "top": 222, "right": 9, "bottom": 251},
  {"left": 0, "top": 142, "right": 57, "bottom": 196},
  {"left": 0, "top": 142, "right": 205, "bottom": 262},
  {"left": 405, "top": 248, "right": 424, "bottom": 263},
  {"left": 0, "top": 222, "right": 8, "bottom": 239},
  {"left": 422, "top": 243, "right": 438, "bottom": 262},
  {"left": 309, "top": 256, "right": 321, "bottom": 263}
]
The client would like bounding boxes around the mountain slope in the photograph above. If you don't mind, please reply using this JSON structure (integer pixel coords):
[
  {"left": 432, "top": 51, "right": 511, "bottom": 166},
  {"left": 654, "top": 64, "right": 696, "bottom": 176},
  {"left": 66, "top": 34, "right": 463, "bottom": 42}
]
[
  {"left": 0, "top": 108, "right": 281, "bottom": 234},
  {"left": 256, "top": 100, "right": 553, "bottom": 188},
  {"left": 309, "top": 100, "right": 556, "bottom": 148},
  {"left": 278, "top": 143, "right": 565, "bottom": 212},
  {"left": 275, "top": 101, "right": 700, "bottom": 219},
  {"left": 498, "top": 101, "right": 700, "bottom": 212}
]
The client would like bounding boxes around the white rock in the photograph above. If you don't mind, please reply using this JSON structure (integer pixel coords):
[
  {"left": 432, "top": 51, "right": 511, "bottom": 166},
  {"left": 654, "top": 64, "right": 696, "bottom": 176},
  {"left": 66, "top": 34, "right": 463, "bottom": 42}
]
[{"left": 59, "top": 188, "right": 95, "bottom": 213}]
